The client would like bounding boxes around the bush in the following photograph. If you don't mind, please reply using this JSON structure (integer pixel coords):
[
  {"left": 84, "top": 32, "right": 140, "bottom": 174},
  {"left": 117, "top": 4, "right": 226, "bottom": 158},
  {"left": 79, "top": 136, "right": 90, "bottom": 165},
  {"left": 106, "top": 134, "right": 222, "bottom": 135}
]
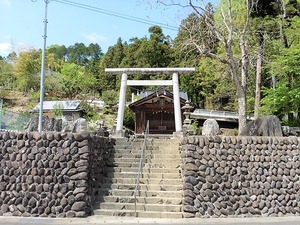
[{"left": 123, "top": 107, "right": 135, "bottom": 131}]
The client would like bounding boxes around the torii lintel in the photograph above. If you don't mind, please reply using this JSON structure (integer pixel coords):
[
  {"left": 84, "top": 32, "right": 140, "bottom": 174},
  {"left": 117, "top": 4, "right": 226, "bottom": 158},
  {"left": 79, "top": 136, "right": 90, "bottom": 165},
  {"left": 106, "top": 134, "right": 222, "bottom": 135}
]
[{"left": 105, "top": 67, "right": 195, "bottom": 74}]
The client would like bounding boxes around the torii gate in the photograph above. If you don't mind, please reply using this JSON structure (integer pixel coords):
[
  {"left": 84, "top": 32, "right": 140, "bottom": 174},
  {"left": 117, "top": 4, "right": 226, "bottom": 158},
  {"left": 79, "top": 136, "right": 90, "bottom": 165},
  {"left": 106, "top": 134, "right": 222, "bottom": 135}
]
[{"left": 105, "top": 68, "right": 195, "bottom": 137}]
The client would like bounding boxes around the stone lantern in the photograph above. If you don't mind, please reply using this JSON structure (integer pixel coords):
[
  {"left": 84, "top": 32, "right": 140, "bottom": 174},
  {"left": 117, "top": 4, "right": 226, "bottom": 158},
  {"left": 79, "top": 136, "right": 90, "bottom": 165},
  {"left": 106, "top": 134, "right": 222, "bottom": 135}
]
[{"left": 182, "top": 101, "right": 195, "bottom": 135}]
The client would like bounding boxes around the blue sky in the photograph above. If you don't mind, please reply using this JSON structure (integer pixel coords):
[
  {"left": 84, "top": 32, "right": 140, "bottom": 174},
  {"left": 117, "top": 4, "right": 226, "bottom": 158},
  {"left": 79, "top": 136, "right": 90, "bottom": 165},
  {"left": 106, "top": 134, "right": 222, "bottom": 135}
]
[{"left": 0, "top": 0, "right": 198, "bottom": 57}]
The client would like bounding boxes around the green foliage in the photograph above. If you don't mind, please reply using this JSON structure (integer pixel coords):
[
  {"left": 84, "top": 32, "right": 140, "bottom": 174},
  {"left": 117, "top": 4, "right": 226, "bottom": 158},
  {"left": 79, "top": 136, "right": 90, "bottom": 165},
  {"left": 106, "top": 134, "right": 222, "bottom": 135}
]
[
  {"left": 60, "top": 63, "right": 97, "bottom": 99},
  {"left": 191, "top": 120, "right": 201, "bottom": 135},
  {"left": 0, "top": 87, "right": 4, "bottom": 99},
  {"left": 47, "top": 45, "right": 67, "bottom": 73},
  {"left": 261, "top": 42, "right": 300, "bottom": 120},
  {"left": 80, "top": 100, "right": 100, "bottom": 121},
  {"left": 44, "top": 72, "right": 63, "bottom": 98},
  {"left": 28, "top": 90, "right": 41, "bottom": 110},
  {"left": 67, "top": 43, "right": 90, "bottom": 66},
  {"left": 101, "top": 89, "right": 119, "bottom": 107},
  {"left": 4, "top": 0, "right": 300, "bottom": 130},
  {"left": 98, "top": 38, "right": 125, "bottom": 92},
  {"left": 53, "top": 103, "right": 64, "bottom": 117},
  {"left": 0, "top": 59, "right": 15, "bottom": 91},
  {"left": 135, "top": 26, "right": 173, "bottom": 68},
  {"left": 47, "top": 44, "right": 68, "bottom": 61},
  {"left": 123, "top": 107, "right": 135, "bottom": 130},
  {"left": 14, "top": 49, "right": 41, "bottom": 93}
]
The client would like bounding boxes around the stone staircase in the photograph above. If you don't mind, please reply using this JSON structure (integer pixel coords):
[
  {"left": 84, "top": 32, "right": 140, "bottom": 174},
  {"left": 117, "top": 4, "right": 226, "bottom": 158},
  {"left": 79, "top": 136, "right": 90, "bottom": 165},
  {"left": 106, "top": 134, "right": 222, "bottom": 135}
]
[{"left": 93, "top": 137, "right": 183, "bottom": 218}]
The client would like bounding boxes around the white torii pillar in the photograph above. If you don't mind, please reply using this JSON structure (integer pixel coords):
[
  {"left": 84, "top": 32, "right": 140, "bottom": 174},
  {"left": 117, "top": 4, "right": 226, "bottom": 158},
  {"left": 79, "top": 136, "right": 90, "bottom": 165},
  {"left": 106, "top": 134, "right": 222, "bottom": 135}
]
[
  {"left": 172, "top": 72, "right": 182, "bottom": 136},
  {"left": 116, "top": 73, "right": 127, "bottom": 133},
  {"left": 105, "top": 68, "right": 195, "bottom": 137}
]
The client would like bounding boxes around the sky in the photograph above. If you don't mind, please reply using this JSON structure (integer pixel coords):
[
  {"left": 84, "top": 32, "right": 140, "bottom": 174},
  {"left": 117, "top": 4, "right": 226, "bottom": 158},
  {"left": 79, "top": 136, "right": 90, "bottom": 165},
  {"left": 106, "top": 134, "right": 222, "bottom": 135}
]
[{"left": 0, "top": 0, "right": 195, "bottom": 57}]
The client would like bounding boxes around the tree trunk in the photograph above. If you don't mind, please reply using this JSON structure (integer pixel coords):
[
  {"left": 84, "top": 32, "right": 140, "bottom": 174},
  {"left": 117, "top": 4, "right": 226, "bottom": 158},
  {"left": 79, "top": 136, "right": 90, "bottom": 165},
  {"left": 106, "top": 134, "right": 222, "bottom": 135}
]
[
  {"left": 254, "top": 31, "right": 264, "bottom": 119},
  {"left": 226, "top": 44, "right": 248, "bottom": 134},
  {"left": 237, "top": 87, "right": 247, "bottom": 134},
  {"left": 238, "top": 33, "right": 249, "bottom": 133}
]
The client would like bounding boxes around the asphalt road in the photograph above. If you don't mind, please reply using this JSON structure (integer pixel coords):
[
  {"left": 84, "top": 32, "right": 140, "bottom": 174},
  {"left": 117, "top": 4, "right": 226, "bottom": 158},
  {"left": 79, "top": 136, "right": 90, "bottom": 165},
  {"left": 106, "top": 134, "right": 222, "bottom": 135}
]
[{"left": 0, "top": 215, "right": 300, "bottom": 225}]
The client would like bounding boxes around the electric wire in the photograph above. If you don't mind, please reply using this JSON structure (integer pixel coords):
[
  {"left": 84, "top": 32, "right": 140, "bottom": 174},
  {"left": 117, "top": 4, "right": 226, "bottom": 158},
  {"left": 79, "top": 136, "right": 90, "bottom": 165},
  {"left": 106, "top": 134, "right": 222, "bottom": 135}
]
[{"left": 52, "top": 0, "right": 179, "bottom": 31}]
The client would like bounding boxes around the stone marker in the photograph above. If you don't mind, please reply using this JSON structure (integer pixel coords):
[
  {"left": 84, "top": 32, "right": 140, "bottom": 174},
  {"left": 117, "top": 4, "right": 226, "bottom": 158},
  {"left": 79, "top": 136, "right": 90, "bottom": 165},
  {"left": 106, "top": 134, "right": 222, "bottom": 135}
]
[{"left": 202, "top": 119, "right": 219, "bottom": 136}]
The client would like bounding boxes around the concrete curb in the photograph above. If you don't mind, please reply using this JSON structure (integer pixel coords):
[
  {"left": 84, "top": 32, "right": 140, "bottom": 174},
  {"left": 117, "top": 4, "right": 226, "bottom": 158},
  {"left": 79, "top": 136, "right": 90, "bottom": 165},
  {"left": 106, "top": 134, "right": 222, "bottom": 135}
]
[{"left": 0, "top": 215, "right": 300, "bottom": 225}]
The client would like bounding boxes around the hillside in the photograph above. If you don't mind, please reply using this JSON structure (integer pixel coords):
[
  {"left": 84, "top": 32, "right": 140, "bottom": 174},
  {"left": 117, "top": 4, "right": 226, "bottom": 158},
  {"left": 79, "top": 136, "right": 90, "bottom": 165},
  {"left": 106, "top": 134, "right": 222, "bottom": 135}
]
[{"left": 2, "top": 91, "right": 33, "bottom": 112}]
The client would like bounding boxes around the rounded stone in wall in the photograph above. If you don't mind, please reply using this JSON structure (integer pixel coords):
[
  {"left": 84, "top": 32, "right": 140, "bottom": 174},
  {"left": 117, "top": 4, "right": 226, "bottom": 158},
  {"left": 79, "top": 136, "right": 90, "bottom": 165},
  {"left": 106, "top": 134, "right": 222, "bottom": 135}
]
[
  {"left": 184, "top": 176, "right": 199, "bottom": 186},
  {"left": 71, "top": 201, "right": 86, "bottom": 212},
  {"left": 66, "top": 211, "right": 76, "bottom": 218}
]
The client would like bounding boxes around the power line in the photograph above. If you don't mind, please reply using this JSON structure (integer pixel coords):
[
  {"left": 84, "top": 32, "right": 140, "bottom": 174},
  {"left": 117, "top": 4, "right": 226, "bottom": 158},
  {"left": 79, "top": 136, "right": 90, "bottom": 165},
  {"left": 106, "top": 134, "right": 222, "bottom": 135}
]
[{"left": 52, "top": 0, "right": 179, "bottom": 31}]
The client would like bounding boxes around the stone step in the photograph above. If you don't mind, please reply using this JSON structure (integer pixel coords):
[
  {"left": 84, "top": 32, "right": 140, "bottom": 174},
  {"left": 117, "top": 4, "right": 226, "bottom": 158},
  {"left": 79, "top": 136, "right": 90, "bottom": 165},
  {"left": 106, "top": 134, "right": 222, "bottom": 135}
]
[
  {"left": 100, "top": 183, "right": 183, "bottom": 192},
  {"left": 113, "top": 148, "right": 159, "bottom": 153},
  {"left": 114, "top": 143, "right": 157, "bottom": 148},
  {"left": 110, "top": 148, "right": 178, "bottom": 154},
  {"left": 93, "top": 209, "right": 183, "bottom": 218},
  {"left": 104, "top": 177, "right": 182, "bottom": 185},
  {"left": 106, "top": 162, "right": 181, "bottom": 169},
  {"left": 110, "top": 153, "right": 181, "bottom": 159},
  {"left": 106, "top": 172, "right": 181, "bottom": 179},
  {"left": 98, "top": 189, "right": 182, "bottom": 198},
  {"left": 97, "top": 196, "right": 182, "bottom": 205},
  {"left": 114, "top": 141, "right": 176, "bottom": 147},
  {"left": 106, "top": 167, "right": 181, "bottom": 174},
  {"left": 96, "top": 137, "right": 182, "bottom": 218},
  {"left": 108, "top": 158, "right": 181, "bottom": 164},
  {"left": 114, "top": 137, "right": 178, "bottom": 145},
  {"left": 97, "top": 202, "right": 182, "bottom": 212}
]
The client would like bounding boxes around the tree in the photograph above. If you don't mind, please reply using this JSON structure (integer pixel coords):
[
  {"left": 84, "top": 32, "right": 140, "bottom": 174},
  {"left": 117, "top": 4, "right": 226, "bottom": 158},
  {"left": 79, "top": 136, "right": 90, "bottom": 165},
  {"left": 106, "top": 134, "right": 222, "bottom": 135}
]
[
  {"left": 44, "top": 72, "right": 63, "bottom": 98},
  {"left": 120, "top": 37, "right": 145, "bottom": 68},
  {"left": 47, "top": 44, "right": 67, "bottom": 62},
  {"left": 60, "top": 63, "right": 97, "bottom": 99},
  {"left": 86, "top": 43, "right": 103, "bottom": 77},
  {"left": 249, "top": 0, "right": 279, "bottom": 118},
  {"left": 119, "top": 26, "right": 173, "bottom": 92},
  {"left": 99, "top": 38, "right": 126, "bottom": 93},
  {"left": 256, "top": 0, "right": 300, "bottom": 124},
  {"left": 158, "top": 0, "right": 255, "bottom": 133},
  {"left": 99, "top": 26, "right": 173, "bottom": 95},
  {"left": 261, "top": 43, "right": 300, "bottom": 124},
  {"left": 47, "top": 44, "right": 68, "bottom": 72},
  {"left": 0, "top": 58, "right": 15, "bottom": 91},
  {"left": 135, "top": 26, "right": 173, "bottom": 68},
  {"left": 173, "top": 12, "right": 236, "bottom": 110},
  {"left": 250, "top": 0, "right": 300, "bottom": 119},
  {"left": 14, "top": 49, "right": 41, "bottom": 93},
  {"left": 67, "top": 42, "right": 103, "bottom": 67},
  {"left": 67, "top": 43, "right": 90, "bottom": 66}
]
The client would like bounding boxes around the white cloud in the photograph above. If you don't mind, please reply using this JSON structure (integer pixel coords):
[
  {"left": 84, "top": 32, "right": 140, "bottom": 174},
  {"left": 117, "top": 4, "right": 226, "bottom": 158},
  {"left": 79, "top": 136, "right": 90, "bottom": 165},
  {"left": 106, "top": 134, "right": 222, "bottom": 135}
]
[
  {"left": 0, "top": 42, "right": 12, "bottom": 57},
  {"left": 17, "top": 43, "right": 37, "bottom": 52},
  {"left": 0, "top": 0, "right": 11, "bottom": 8},
  {"left": 0, "top": 41, "right": 38, "bottom": 57},
  {"left": 82, "top": 32, "right": 107, "bottom": 44}
]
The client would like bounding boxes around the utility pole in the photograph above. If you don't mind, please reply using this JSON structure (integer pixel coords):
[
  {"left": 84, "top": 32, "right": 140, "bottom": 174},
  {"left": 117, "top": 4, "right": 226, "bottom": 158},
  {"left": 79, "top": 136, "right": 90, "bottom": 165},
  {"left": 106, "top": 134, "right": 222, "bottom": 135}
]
[{"left": 38, "top": 0, "right": 50, "bottom": 132}]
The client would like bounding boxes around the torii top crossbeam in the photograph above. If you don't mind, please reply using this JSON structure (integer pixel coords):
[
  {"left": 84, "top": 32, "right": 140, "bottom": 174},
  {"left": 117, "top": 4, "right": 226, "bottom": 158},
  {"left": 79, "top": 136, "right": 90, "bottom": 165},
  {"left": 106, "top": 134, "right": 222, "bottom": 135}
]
[
  {"left": 105, "top": 68, "right": 195, "bottom": 74},
  {"left": 105, "top": 67, "right": 195, "bottom": 137}
]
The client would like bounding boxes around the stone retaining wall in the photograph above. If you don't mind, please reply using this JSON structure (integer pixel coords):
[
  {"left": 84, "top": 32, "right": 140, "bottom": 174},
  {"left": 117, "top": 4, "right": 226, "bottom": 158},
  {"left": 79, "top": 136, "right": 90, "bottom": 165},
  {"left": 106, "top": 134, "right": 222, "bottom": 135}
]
[
  {"left": 181, "top": 136, "right": 300, "bottom": 218},
  {"left": 0, "top": 131, "right": 114, "bottom": 218}
]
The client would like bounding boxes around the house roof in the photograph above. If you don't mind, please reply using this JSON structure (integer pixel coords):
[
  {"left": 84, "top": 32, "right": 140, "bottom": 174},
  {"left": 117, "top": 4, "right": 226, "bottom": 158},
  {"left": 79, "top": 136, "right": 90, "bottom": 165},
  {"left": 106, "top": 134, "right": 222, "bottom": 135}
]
[
  {"left": 33, "top": 100, "right": 82, "bottom": 112},
  {"left": 139, "top": 90, "right": 189, "bottom": 101},
  {"left": 191, "top": 109, "right": 254, "bottom": 123},
  {"left": 129, "top": 89, "right": 188, "bottom": 109}
]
